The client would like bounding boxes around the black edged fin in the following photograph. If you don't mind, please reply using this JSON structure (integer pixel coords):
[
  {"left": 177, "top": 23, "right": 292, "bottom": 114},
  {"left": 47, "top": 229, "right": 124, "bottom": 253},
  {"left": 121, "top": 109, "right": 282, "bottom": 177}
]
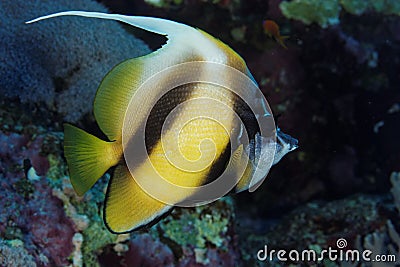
[{"left": 104, "top": 165, "right": 172, "bottom": 233}]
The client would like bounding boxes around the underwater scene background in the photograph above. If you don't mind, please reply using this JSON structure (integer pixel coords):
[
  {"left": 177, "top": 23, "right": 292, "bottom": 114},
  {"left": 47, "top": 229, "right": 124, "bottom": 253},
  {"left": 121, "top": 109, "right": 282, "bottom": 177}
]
[{"left": 0, "top": 0, "right": 399, "bottom": 266}]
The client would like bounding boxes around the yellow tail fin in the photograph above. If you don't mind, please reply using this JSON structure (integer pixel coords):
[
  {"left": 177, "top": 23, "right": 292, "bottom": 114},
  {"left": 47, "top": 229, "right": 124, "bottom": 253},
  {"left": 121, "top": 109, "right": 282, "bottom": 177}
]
[{"left": 63, "top": 123, "right": 121, "bottom": 196}]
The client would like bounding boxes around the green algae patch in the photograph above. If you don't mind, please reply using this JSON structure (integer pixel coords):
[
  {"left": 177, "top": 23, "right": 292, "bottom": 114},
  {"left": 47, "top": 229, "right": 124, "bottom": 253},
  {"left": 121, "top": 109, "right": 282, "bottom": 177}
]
[
  {"left": 280, "top": 0, "right": 400, "bottom": 28},
  {"left": 159, "top": 198, "right": 232, "bottom": 250},
  {"left": 340, "top": 0, "right": 370, "bottom": 15},
  {"left": 82, "top": 223, "right": 117, "bottom": 267},
  {"left": 155, "top": 197, "right": 235, "bottom": 265},
  {"left": 280, "top": 0, "right": 341, "bottom": 28},
  {"left": 341, "top": 0, "right": 400, "bottom": 15},
  {"left": 160, "top": 207, "right": 229, "bottom": 249}
]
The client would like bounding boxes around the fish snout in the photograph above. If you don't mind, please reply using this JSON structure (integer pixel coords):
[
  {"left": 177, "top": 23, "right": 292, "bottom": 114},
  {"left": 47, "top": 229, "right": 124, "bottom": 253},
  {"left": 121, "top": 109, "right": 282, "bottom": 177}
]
[{"left": 277, "top": 127, "right": 298, "bottom": 152}]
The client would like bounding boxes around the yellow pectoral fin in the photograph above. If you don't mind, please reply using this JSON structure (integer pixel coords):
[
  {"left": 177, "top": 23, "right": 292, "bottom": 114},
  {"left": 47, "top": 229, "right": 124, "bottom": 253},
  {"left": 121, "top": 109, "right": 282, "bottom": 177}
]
[
  {"left": 63, "top": 123, "right": 121, "bottom": 196},
  {"left": 233, "top": 145, "right": 255, "bottom": 193},
  {"left": 104, "top": 165, "right": 172, "bottom": 233},
  {"left": 225, "top": 144, "right": 245, "bottom": 176}
]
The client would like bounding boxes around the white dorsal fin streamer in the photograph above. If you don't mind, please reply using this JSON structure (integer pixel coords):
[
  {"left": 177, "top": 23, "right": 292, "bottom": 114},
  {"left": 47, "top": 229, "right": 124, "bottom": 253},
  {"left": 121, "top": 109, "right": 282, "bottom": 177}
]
[{"left": 26, "top": 11, "right": 191, "bottom": 36}]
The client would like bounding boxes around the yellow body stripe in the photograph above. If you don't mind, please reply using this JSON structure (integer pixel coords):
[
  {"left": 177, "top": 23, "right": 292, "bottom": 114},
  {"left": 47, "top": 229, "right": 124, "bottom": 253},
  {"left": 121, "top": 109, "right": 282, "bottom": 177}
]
[{"left": 131, "top": 83, "right": 234, "bottom": 204}]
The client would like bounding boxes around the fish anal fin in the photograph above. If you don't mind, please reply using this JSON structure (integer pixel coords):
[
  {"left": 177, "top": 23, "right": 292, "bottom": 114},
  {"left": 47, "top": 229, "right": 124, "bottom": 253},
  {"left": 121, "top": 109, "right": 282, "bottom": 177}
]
[{"left": 104, "top": 165, "right": 172, "bottom": 233}]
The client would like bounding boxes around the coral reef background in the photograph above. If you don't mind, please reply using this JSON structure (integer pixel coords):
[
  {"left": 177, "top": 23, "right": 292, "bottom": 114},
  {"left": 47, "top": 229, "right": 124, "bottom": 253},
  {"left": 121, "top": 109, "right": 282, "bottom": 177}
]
[
  {"left": 0, "top": 0, "right": 399, "bottom": 266},
  {"left": 0, "top": 0, "right": 149, "bottom": 122}
]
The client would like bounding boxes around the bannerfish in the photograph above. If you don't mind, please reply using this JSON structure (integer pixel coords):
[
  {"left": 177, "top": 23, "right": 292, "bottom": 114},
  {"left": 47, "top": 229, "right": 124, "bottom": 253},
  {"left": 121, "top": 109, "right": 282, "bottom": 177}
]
[
  {"left": 263, "top": 19, "right": 288, "bottom": 49},
  {"left": 27, "top": 11, "right": 298, "bottom": 233}
]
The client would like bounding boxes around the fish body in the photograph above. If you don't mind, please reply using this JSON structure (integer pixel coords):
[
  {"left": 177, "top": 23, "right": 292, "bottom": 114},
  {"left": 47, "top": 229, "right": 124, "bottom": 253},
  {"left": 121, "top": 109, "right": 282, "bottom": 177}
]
[
  {"left": 27, "top": 12, "right": 297, "bottom": 233},
  {"left": 263, "top": 19, "right": 288, "bottom": 49}
]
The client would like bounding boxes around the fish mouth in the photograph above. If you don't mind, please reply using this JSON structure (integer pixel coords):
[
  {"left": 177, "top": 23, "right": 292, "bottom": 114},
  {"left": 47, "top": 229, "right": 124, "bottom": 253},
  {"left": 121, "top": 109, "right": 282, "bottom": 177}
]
[{"left": 277, "top": 127, "right": 298, "bottom": 152}]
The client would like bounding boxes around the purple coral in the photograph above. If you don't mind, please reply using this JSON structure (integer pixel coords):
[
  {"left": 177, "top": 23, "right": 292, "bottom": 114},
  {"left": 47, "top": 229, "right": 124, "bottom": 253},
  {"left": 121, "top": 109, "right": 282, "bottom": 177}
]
[
  {"left": 0, "top": 131, "right": 49, "bottom": 179},
  {"left": 21, "top": 181, "right": 75, "bottom": 266},
  {"left": 0, "top": 130, "right": 75, "bottom": 266},
  {"left": 98, "top": 233, "right": 175, "bottom": 267},
  {"left": 0, "top": 0, "right": 150, "bottom": 122},
  {"left": 125, "top": 234, "right": 175, "bottom": 267}
]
